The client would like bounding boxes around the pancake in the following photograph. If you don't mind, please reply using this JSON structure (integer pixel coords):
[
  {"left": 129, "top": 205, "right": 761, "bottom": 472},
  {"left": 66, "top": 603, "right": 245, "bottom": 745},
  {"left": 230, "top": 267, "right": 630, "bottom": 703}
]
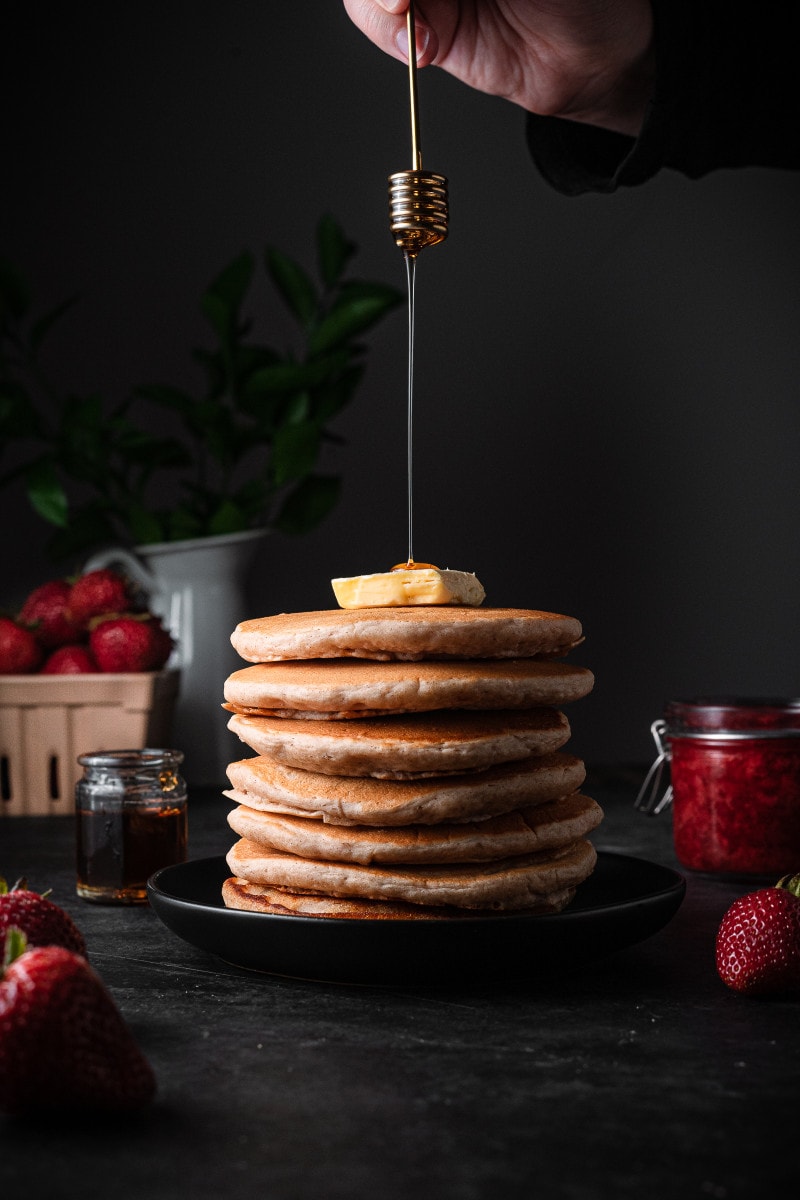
[
  {"left": 222, "top": 876, "right": 576, "bottom": 919},
  {"left": 224, "top": 752, "right": 587, "bottom": 825},
  {"left": 231, "top": 607, "right": 584, "bottom": 662},
  {"left": 227, "top": 708, "right": 571, "bottom": 777},
  {"left": 223, "top": 658, "right": 594, "bottom": 719},
  {"left": 225, "top": 836, "right": 597, "bottom": 910},
  {"left": 226, "top": 793, "right": 603, "bottom": 864}
]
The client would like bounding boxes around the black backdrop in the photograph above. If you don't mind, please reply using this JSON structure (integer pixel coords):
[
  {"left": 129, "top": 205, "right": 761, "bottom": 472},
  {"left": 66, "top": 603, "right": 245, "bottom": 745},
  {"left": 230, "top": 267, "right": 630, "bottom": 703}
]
[{"left": 3, "top": 2, "right": 799, "bottom": 765}]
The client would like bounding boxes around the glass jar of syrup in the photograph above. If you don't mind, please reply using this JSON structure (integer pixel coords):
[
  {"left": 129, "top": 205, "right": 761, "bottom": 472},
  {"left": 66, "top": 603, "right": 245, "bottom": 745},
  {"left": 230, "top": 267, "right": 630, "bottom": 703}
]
[
  {"left": 76, "top": 749, "right": 187, "bottom": 903},
  {"left": 636, "top": 698, "right": 800, "bottom": 877}
]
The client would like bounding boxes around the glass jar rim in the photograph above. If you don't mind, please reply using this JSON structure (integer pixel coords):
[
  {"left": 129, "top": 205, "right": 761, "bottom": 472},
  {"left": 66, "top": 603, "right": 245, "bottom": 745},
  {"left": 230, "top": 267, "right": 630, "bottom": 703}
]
[
  {"left": 664, "top": 696, "right": 800, "bottom": 735},
  {"left": 77, "top": 748, "right": 184, "bottom": 770}
]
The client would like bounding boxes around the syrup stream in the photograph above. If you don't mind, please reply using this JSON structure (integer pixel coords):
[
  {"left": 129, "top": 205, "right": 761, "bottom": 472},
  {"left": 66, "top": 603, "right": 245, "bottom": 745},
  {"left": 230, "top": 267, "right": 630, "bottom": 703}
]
[{"left": 404, "top": 249, "right": 416, "bottom": 567}]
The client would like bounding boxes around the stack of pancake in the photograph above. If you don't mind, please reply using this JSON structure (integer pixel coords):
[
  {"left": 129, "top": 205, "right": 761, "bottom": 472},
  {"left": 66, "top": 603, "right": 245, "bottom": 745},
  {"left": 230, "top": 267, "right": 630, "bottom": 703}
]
[{"left": 221, "top": 606, "right": 600, "bottom": 919}]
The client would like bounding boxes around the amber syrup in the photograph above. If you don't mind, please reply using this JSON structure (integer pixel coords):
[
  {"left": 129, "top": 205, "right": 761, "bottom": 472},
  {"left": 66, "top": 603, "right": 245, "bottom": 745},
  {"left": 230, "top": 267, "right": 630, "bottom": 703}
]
[{"left": 76, "top": 802, "right": 187, "bottom": 903}]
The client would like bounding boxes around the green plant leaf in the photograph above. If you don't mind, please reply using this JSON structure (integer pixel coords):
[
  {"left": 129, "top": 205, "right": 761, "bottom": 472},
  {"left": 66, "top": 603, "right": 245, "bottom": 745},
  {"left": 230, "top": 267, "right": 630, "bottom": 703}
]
[
  {"left": 126, "top": 504, "right": 167, "bottom": 545},
  {"left": 271, "top": 420, "right": 322, "bottom": 486},
  {"left": 208, "top": 251, "right": 255, "bottom": 309},
  {"left": 0, "top": 223, "right": 399, "bottom": 553},
  {"left": 266, "top": 248, "right": 318, "bottom": 328},
  {"left": 242, "top": 353, "right": 349, "bottom": 398},
  {"left": 283, "top": 392, "right": 310, "bottom": 425},
  {"left": 273, "top": 474, "right": 341, "bottom": 535},
  {"left": 111, "top": 426, "right": 193, "bottom": 472},
  {"left": 235, "top": 343, "right": 283, "bottom": 379},
  {"left": 166, "top": 505, "right": 206, "bottom": 542},
  {"left": 201, "top": 251, "right": 255, "bottom": 340},
  {"left": 25, "top": 458, "right": 68, "bottom": 527},
  {"left": 56, "top": 395, "right": 110, "bottom": 484},
  {"left": 199, "top": 402, "right": 241, "bottom": 470},
  {"left": 233, "top": 477, "right": 271, "bottom": 524},
  {"left": 317, "top": 214, "right": 357, "bottom": 289},
  {"left": 310, "top": 363, "right": 365, "bottom": 423},
  {"left": 309, "top": 289, "right": 402, "bottom": 356},
  {"left": 208, "top": 498, "right": 248, "bottom": 536},
  {"left": 200, "top": 292, "right": 231, "bottom": 344}
]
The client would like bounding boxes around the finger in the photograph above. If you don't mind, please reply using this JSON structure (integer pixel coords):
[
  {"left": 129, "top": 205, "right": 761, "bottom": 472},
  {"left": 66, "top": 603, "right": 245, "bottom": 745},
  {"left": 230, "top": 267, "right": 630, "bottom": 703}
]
[{"left": 342, "top": 0, "right": 437, "bottom": 66}]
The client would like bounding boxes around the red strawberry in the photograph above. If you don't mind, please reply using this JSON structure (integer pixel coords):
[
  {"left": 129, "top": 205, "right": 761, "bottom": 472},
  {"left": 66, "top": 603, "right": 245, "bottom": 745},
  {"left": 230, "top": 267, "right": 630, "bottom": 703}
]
[
  {"left": 69, "top": 568, "right": 133, "bottom": 628},
  {"left": 18, "top": 579, "right": 82, "bottom": 649},
  {"left": 89, "top": 613, "right": 174, "bottom": 673},
  {"left": 41, "top": 644, "right": 98, "bottom": 674},
  {"left": 0, "top": 930, "right": 156, "bottom": 1113},
  {"left": 0, "top": 616, "right": 42, "bottom": 673},
  {"left": 0, "top": 877, "right": 87, "bottom": 956},
  {"left": 716, "top": 873, "right": 800, "bottom": 996}
]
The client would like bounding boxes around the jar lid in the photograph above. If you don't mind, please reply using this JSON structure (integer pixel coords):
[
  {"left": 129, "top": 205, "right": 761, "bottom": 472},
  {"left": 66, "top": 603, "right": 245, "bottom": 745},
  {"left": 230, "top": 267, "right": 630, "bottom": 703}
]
[
  {"left": 77, "top": 748, "right": 184, "bottom": 771},
  {"left": 664, "top": 697, "right": 800, "bottom": 736},
  {"left": 635, "top": 707, "right": 800, "bottom": 816}
]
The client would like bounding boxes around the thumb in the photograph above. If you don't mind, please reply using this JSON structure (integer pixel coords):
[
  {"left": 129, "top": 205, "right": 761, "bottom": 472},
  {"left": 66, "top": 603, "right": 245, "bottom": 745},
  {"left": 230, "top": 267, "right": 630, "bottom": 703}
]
[{"left": 342, "top": 0, "right": 437, "bottom": 67}]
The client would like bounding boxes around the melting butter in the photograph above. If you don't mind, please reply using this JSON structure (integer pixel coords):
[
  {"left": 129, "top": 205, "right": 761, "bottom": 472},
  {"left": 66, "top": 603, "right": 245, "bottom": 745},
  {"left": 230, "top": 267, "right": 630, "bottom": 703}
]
[{"left": 332, "top": 569, "right": 485, "bottom": 609}]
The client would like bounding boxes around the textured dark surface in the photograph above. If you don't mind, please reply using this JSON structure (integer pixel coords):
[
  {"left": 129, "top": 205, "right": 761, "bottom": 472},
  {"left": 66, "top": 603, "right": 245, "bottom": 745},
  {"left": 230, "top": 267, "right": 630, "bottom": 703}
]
[{"left": 0, "top": 771, "right": 795, "bottom": 1199}]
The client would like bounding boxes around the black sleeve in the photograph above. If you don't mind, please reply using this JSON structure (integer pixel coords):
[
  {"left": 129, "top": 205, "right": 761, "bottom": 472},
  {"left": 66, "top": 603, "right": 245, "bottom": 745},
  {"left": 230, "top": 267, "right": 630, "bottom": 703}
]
[{"left": 525, "top": 1, "right": 800, "bottom": 196}]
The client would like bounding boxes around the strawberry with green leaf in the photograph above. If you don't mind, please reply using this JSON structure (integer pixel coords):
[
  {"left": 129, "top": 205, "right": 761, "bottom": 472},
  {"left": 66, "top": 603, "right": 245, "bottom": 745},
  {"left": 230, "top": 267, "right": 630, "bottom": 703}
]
[
  {"left": 0, "top": 877, "right": 86, "bottom": 955},
  {"left": 716, "top": 873, "right": 800, "bottom": 996},
  {"left": 0, "top": 929, "right": 156, "bottom": 1114}
]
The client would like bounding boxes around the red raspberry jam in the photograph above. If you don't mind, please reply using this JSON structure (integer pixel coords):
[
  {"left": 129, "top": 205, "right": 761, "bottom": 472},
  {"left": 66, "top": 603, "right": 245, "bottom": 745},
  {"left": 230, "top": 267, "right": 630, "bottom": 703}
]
[{"left": 657, "top": 698, "right": 800, "bottom": 876}]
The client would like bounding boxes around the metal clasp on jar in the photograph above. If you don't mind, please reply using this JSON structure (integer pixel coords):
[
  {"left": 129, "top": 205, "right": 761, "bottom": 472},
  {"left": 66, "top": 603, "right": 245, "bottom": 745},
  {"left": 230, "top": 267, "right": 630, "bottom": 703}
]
[{"left": 634, "top": 719, "right": 673, "bottom": 814}]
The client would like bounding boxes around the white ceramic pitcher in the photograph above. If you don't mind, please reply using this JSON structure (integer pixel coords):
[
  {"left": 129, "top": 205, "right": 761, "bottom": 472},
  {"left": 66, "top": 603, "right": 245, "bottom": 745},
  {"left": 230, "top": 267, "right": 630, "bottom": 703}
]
[{"left": 85, "top": 528, "right": 265, "bottom": 787}]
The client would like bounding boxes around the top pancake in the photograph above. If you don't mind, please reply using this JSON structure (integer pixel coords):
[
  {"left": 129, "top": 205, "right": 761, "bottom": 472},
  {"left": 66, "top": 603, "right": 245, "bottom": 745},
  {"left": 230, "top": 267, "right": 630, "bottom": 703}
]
[{"left": 231, "top": 607, "right": 583, "bottom": 663}]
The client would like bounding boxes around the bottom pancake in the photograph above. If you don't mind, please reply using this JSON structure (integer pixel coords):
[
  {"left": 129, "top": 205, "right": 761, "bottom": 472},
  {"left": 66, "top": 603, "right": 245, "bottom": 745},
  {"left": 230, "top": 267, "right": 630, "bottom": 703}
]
[
  {"left": 225, "top": 836, "right": 597, "bottom": 911},
  {"left": 222, "top": 876, "right": 577, "bottom": 920}
]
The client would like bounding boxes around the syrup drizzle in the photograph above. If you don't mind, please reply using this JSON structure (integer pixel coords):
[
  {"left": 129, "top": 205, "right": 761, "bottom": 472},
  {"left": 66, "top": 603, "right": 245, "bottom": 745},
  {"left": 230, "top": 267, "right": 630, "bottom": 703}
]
[{"left": 404, "top": 249, "right": 416, "bottom": 568}]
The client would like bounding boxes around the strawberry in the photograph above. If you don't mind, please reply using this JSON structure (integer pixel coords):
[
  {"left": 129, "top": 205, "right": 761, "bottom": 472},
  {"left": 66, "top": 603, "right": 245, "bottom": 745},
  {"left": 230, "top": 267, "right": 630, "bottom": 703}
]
[
  {"left": 0, "top": 877, "right": 87, "bottom": 956},
  {"left": 89, "top": 613, "right": 174, "bottom": 673},
  {"left": 0, "top": 930, "right": 156, "bottom": 1113},
  {"left": 18, "top": 578, "right": 82, "bottom": 649},
  {"left": 0, "top": 616, "right": 42, "bottom": 673},
  {"left": 69, "top": 568, "right": 133, "bottom": 629},
  {"left": 41, "top": 644, "right": 98, "bottom": 674},
  {"left": 716, "top": 873, "right": 800, "bottom": 996}
]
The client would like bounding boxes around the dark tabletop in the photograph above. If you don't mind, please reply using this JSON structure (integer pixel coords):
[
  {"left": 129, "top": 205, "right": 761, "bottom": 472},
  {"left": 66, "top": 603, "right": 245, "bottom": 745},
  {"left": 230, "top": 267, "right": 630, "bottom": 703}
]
[{"left": 0, "top": 769, "right": 795, "bottom": 1200}]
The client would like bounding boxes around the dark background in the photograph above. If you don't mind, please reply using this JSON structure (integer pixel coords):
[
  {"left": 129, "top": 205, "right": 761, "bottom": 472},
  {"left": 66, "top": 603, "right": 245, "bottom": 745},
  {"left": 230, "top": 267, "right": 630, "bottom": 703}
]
[{"left": 3, "top": 2, "right": 799, "bottom": 766}]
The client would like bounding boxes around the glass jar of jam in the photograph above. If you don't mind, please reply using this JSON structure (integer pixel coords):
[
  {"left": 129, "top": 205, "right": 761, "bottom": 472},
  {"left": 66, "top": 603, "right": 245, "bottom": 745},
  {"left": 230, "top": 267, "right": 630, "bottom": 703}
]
[
  {"left": 636, "top": 698, "right": 800, "bottom": 877},
  {"left": 76, "top": 749, "right": 188, "bottom": 903}
]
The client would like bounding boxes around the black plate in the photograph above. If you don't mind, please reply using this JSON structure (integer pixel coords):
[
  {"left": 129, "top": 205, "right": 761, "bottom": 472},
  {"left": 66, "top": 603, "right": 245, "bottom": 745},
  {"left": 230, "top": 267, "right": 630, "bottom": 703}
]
[{"left": 147, "top": 852, "right": 685, "bottom": 986}]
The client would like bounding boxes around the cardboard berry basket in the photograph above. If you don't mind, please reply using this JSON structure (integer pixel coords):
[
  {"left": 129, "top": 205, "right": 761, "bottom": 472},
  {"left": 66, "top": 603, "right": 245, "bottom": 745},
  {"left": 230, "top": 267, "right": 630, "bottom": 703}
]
[{"left": 0, "top": 670, "right": 179, "bottom": 817}]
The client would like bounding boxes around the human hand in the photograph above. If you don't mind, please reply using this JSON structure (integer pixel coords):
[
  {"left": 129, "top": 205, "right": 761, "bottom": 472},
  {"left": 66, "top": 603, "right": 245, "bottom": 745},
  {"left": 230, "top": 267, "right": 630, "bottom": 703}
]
[{"left": 342, "top": 0, "right": 655, "bottom": 136}]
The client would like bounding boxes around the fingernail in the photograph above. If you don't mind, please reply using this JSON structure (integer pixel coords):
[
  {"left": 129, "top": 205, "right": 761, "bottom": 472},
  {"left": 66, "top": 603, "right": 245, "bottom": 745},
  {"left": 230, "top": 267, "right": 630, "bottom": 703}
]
[{"left": 395, "top": 24, "right": 429, "bottom": 62}]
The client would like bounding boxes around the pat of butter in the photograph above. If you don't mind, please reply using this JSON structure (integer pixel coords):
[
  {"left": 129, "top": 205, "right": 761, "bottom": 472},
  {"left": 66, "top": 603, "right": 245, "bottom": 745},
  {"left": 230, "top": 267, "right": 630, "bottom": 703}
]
[{"left": 331, "top": 569, "right": 485, "bottom": 609}]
